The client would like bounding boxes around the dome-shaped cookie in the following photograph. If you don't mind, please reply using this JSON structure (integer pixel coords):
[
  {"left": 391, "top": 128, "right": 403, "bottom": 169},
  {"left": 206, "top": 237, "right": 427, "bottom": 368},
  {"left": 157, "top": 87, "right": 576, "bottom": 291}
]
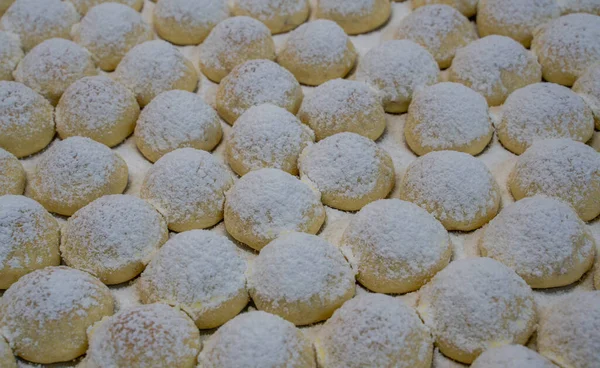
[
  {"left": 412, "top": 0, "right": 478, "bottom": 17},
  {"left": 247, "top": 232, "right": 355, "bottom": 325},
  {"left": 0, "top": 336, "right": 16, "bottom": 368},
  {"left": 573, "top": 64, "right": 600, "bottom": 130},
  {"left": 138, "top": 230, "right": 248, "bottom": 329},
  {"left": 471, "top": 345, "right": 556, "bottom": 368},
  {"left": 0, "top": 148, "right": 25, "bottom": 195},
  {"left": 231, "top": 0, "right": 309, "bottom": 34},
  {"left": 315, "top": 0, "right": 391, "bottom": 35},
  {"left": 0, "top": 31, "right": 23, "bottom": 81},
  {"left": 70, "top": 0, "right": 143, "bottom": 15}
]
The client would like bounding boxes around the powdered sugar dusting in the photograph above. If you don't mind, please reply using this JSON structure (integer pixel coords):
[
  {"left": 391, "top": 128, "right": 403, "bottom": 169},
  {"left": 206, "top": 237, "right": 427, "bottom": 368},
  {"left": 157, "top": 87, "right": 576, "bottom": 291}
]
[
  {"left": 471, "top": 345, "right": 555, "bottom": 368},
  {"left": 282, "top": 19, "right": 352, "bottom": 65},
  {"left": 233, "top": 0, "right": 306, "bottom": 19},
  {"left": 155, "top": 0, "right": 228, "bottom": 29},
  {"left": 0, "top": 80, "right": 53, "bottom": 133},
  {"left": 0, "top": 31, "right": 23, "bottom": 80},
  {"left": 0, "top": 149, "right": 25, "bottom": 195}
]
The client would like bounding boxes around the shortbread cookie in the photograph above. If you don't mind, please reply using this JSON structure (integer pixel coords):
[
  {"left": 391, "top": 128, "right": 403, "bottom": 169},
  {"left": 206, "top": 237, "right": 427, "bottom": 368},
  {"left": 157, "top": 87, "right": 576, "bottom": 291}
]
[
  {"left": 573, "top": 63, "right": 600, "bottom": 129},
  {"left": 412, "top": 0, "right": 478, "bottom": 17},
  {"left": 0, "top": 31, "right": 23, "bottom": 81},
  {"left": 0, "top": 336, "right": 16, "bottom": 368},
  {"left": 70, "top": 0, "right": 143, "bottom": 15},
  {"left": 0, "top": 148, "right": 25, "bottom": 195},
  {"left": 316, "top": 0, "right": 391, "bottom": 34},
  {"left": 471, "top": 345, "right": 556, "bottom": 368},
  {"left": 231, "top": 0, "right": 309, "bottom": 34}
]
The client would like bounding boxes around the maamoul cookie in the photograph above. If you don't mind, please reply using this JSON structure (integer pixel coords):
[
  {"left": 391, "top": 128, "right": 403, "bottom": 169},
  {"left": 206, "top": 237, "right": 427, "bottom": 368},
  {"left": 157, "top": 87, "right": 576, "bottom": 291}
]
[
  {"left": 0, "top": 31, "right": 22, "bottom": 81},
  {"left": 538, "top": 292, "right": 600, "bottom": 368},
  {"left": 70, "top": 0, "right": 143, "bottom": 15},
  {"left": 0, "top": 195, "right": 60, "bottom": 289},
  {"left": 477, "top": 0, "right": 560, "bottom": 48},
  {"left": 198, "top": 16, "right": 275, "bottom": 83},
  {"left": 216, "top": 59, "right": 303, "bottom": 125},
  {"left": 297, "top": 79, "right": 386, "bottom": 141},
  {"left": 498, "top": 83, "right": 594, "bottom": 155},
  {"left": 85, "top": 304, "right": 200, "bottom": 368},
  {"left": 0, "top": 0, "right": 79, "bottom": 51},
  {"left": 0, "top": 148, "right": 25, "bottom": 195},
  {"left": 0, "top": 336, "right": 16, "bottom": 368},
  {"left": 140, "top": 148, "right": 233, "bottom": 232},
  {"left": 231, "top": 0, "right": 309, "bottom": 34},
  {"left": 72, "top": 3, "right": 153, "bottom": 72},
  {"left": 154, "top": 0, "right": 229, "bottom": 45},
  {"left": 55, "top": 76, "right": 140, "bottom": 147},
  {"left": 356, "top": 40, "right": 439, "bottom": 113},
  {"left": 417, "top": 257, "right": 536, "bottom": 364},
  {"left": 341, "top": 199, "right": 451, "bottom": 294},
  {"left": 247, "top": 232, "right": 355, "bottom": 325},
  {"left": 405, "top": 82, "right": 493, "bottom": 156},
  {"left": 412, "top": 0, "right": 478, "bottom": 17},
  {"left": 479, "top": 196, "right": 595, "bottom": 288},
  {"left": 61, "top": 194, "right": 169, "bottom": 285},
  {"left": 114, "top": 40, "right": 198, "bottom": 107},
  {"left": 28, "top": 136, "right": 128, "bottom": 216},
  {"left": 0, "top": 81, "right": 54, "bottom": 157},
  {"left": 508, "top": 139, "right": 600, "bottom": 221},
  {"left": 395, "top": 5, "right": 478, "bottom": 69},
  {"left": 138, "top": 230, "right": 248, "bottom": 329},
  {"left": 315, "top": 293, "right": 433, "bottom": 368},
  {"left": 399, "top": 151, "right": 501, "bottom": 231},
  {"left": 560, "top": 0, "right": 600, "bottom": 15},
  {"left": 224, "top": 168, "right": 326, "bottom": 250},
  {"left": 199, "top": 310, "right": 315, "bottom": 368},
  {"left": 13, "top": 38, "right": 97, "bottom": 106},
  {"left": 471, "top": 345, "right": 556, "bottom": 368},
  {"left": 299, "top": 132, "right": 395, "bottom": 211},
  {"left": 315, "top": 0, "right": 391, "bottom": 35},
  {"left": 277, "top": 20, "right": 357, "bottom": 86},
  {"left": 135, "top": 90, "right": 222, "bottom": 163},
  {"left": 0, "top": 266, "right": 113, "bottom": 364},
  {"left": 573, "top": 64, "right": 600, "bottom": 129},
  {"left": 531, "top": 13, "right": 600, "bottom": 86},
  {"left": 227, "top": 103, "right": 314, "bottom": 176},
  {"left": 448, "top": 35, "right": 542, "bottom": 106}
]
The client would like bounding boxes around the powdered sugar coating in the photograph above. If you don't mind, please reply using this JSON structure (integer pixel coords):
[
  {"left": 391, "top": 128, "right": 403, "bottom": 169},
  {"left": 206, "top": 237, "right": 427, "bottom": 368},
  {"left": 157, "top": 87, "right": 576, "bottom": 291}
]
[
  {"left": 417, "top": 257, "right": 536, "bottom": 364},
  {"left": 0, "top": 336, "right": 16, "bottom": 368},
  {"left": 70, "top": 0, "right": 143, "bottom": 15},
  {"left": 573, "top": 64, "right": 600, "bottom": 129},
  {"left": 61, "top": 194, "right": 168, "bottom": 285},
  {"left": 471, "top": 345, "right": 556, "bottom": 368},
  {"left": 0, "top": 31, "right": 22, "bottom": 81},
  {"left": 231, "top": 0, "right": 309, "bottom": 34},
  {"left": 559, "top": 0, "right": 600, "bottom": 15},
  {"left": 316, "top": 0, "right": 390, "bottom": 35},
  {"left": 247, "top": 232, "right": 355, "bottom": 325},
  {"left": 199, "top": 311, "right": 315, "bottom": 368},
  {"left": 412, "top": 0, "right": 478, "bottom": 17},
  {"left": 356, "top": 40, "right": 439, "bottom": 113},
  {"left": 315, "top": 293, "right": 433, "bottom": 368},
  {"left": 85, "top": 304, "right": 200, "bottom": 368},
  {"left": 498, "top": 83, "right": 594, "bottom": 155},
  {"left": 0, "top": 148, "right": 25, "bottom": 195}
]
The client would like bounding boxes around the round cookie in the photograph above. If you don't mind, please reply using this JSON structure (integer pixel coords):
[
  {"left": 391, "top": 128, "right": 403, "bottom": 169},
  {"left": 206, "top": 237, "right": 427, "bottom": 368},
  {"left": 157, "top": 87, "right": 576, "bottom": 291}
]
[
  {"left": 231, "top": 0, "right": 309, "bottom": 34},
  {"left": 0, "top": 195, "right": 60, "bottom": 289},
  {"left": 55, "top": 76, "right": 140, "bottom": 147},
  {"left": 315, "top": 0, "right": 391, "bottom": 35},
  {"left": 573, "top": 64, "right": 600, "bottom": 129},
  {"left": 0, "top": 31, "right": 23, "bottom": 81},
  {"left": 247, "top": 232, "right": 355, "bottom": 325},
  {"left": 135, "top": 90, "right": 222, "bottom": 163},
  {"left": 448, "top": 35, "right": 542, "bottom": 106},
  {"left": 224, "top": 168, "right": 326, "bottom": 250},
  {"left": 61, "top": 195, "right": 168, "bottom": 285},
  {"left": 154, "top": 0, "right": 229, "bottom": 45},
  {"left": 531, "top": 14, "right": 600, "bottom": 86},
  {"left": 0, "top": 266, "right": 114, "bottom": 364},
  {"left": 70, "top": 0, "right": 143, "bottom": 14},
  {"left": 299, "top": 132, "right": 395, "bottom": 211},
  {"left": 356, "top": 40, "right": 439, "bottom": 113},
  {"left": 498, "top": 83, "right": 594, "bottom": 155},
  {"left": 508, "top": 139, "right": 600, "bottom": 222},
  {"left": 0, "top": 81, "right": 54, "bottom": 158},
  {"left": 140, "top": 148, "right": 233, "bottom": 232},
  {"left": 341, "top": 199, "right": 451, "bottom": 294},
  {"left": 28, "top": 136, "right": 128, "bottom": 216},
  {"left": 396, "top": 5, "right": 478, "bottom": 69},
  {"left": 405, "top": 82, "right": 493, "bottom": 156},
  {"left": 0, "top": 0, "right": 79, "bottom": 51},
  {"left": 417, "top": 257, "right": 536, "bottom": 364},
  {"left": 477, "top": 0, "right": 560, "bottom": 48},
  {"left": 480, "top": 196, "right": 595, "bottom": 288},
  {"left": 538, "top": 292, "right": 600, "bottom": 368},
  {"left": 560, "top": 0, "right": 600, "bottom": 16},
  {"left": 412, "top": 0, "right": 478, "bottom": 17},
  {"left": 400, "top": 151, "right": 501, "bottom": 231},
  {"left": 72, "top": 3, "right": 153, "bottom": 72},
  {"left": 13, "top": 38, "right": 97, "bottom": 106},
  {"left": 216, "top": 59, "right": 303, "bottom": 125},
  {"left": 199, "top": 16, "right": 275, "bottom": 83},
  {"left": 114, "top": 40, "right": 198, "bottom": 107},
  {"left": 227, "top": 103, "right": 314, "bottom": 176},
  {"left": 85, "top": 304, "right": 200, "bottom": 368},
  {"left": 199, "top": 311, "right": 315, "bottom": 368},
  {"left": 0, "top": 336, "right": 16, "bottom": 368},
  {"left": 277, "top": 20, "right": 357, "bottom": 86},
  {"left": 471, "top": 345, "right": 556, "bottom": 368},
  {"left": 0, "top": 148, "right": 25, "bottom": 195},
  {"left": 297, "top": 79, "right": 386, "bottom": 141},
  {"left": 138, "top": 230, "right": 248, "bottom": 329},
  {"left": 315, "top": 293, "right": 433, "bottom": 368}
]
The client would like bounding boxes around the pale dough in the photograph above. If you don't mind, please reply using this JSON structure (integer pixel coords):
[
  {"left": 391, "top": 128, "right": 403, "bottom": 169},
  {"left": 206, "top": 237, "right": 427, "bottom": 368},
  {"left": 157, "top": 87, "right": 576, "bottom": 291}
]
[
  {"left": 316, "top": 0, "right": 391, "bottom": 35},
  {"left": 0, "top": 31, "right": 23, "bottom": 81},
  {"left": 0, "top": 148, "right": 25, "bottom": 195},
  {"left": 573, "top": 63, "right": 600, "bottom": 129},
  {"left": 231, "top": 0, "right": 309, "bottom": 34}
]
